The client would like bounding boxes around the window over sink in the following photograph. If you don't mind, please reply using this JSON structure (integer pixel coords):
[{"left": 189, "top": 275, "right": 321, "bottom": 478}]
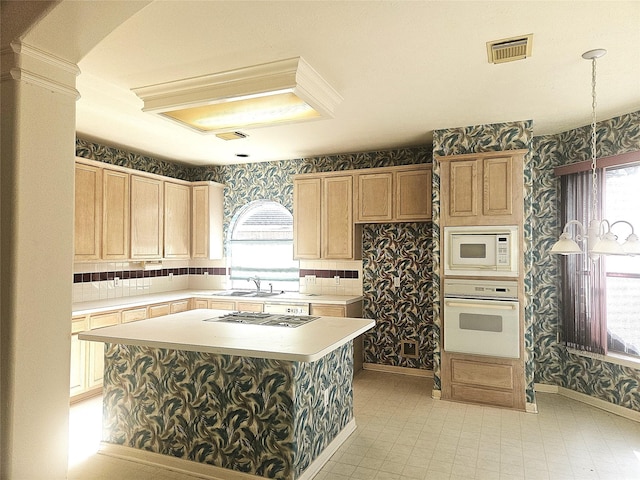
[{"left": 228, "top": 200, "right": 299, "bottom": 292}]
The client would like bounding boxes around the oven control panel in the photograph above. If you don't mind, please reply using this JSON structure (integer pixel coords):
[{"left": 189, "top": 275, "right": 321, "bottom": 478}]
[{"left": 443, "top": 278, "right": 518, "bottom": 300}]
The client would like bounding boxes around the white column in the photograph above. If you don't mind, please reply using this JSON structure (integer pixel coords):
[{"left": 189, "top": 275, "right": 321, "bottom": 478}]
[{"left": 1, "top": 41, "right": 79, "bottom": 480}]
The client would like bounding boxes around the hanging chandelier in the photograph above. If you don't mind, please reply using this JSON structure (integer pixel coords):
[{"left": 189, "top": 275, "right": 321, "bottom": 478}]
[{"left": 550, "top": 49, "right": 640, "bottom": 258}]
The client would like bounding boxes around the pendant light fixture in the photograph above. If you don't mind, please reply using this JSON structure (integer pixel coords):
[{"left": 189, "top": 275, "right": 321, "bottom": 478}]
[{"left": 550, "top": 49, "right": 639, "bottom": 258}]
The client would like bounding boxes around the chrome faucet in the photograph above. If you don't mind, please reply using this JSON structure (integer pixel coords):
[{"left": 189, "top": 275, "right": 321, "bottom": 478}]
[{"left": 247, "top": 276, "right": 261, "bottom": 292}]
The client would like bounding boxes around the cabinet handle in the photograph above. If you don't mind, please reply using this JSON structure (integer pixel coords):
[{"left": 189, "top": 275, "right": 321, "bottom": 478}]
[{"left": 445, "top": 301, "right": 516, "bottom": 310}]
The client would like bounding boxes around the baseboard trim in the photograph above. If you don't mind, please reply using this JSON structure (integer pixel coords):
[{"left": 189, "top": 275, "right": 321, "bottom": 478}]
[
  {"left": 98, "top": 419, "right": 357, "bottom": 480},
  {"left": 363, "top": 363, "right": 433, "bottom": 377},
  {"left": 535, "top": 383, "right": 640, "bottom": 423}
]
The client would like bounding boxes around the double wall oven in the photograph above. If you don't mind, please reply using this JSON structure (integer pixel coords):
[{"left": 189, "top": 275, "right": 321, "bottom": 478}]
[{"left": 442, "top": 225, "right": 521, "bottom": 359}]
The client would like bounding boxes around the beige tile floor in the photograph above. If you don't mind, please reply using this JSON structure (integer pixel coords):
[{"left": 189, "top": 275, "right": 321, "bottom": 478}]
[{"left": 68, "top": 370, "right": 640, "bottom": 480}]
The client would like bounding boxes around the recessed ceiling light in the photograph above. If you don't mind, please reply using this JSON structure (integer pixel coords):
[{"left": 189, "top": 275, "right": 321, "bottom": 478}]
[
  {"left": 132, "top": 57, "right": 342, "bottom": 133},
  {"left": 236, "top": 153, "right": 249, "bottom": 158}
]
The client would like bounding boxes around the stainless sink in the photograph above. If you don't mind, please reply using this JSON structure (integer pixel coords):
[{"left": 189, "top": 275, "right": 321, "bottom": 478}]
[
  {"left": 243, "top": 292, "right": 280, "bottom": 297},
  {"left": 212, "top": 290, "right": 252, "bottom": 296}
]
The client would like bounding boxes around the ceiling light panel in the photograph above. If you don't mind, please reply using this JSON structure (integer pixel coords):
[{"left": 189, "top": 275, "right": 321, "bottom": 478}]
[{"left": 132, "top": 57, "right": 342, "bottom": 133}]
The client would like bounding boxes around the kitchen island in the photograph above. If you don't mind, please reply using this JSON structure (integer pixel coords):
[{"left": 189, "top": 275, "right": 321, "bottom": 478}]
[{"left": 79, "top": 309, "right": 374, "bottom": 480}]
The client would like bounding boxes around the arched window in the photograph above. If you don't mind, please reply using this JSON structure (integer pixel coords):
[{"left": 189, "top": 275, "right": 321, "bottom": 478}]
[{"left": 228, "top": 200, "right": 299, "bottom": 292}]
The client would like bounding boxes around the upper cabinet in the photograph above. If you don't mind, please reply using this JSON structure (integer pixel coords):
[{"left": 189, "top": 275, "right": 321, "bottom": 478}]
[
  {"left": 73, "top": 158, "right": 223, "bottom": 262},
  {"left": 102, "top": 169, "right": 130, "bottom": 260},
  {"left": 293, "top": 173, "right": 362, "bottom": 260},
  {"left": 74, "top": 163, "right": 102, "bottom": 261},
  {"left": 354, "top": 164, "right": 432, "bottom": 223},
  {"left": 191, "top": 182, "right": 224, "bottom": 260},
  {"left": 164, "top": 181, "right": 191, "bottom": 259},
  {"left": 439, "top": 150, "right": 525, "bottom": 226},
  {"left": 130, "top": 175, "right": 164, "bottom": 259},
  {"left": 293, "top": 177, "right": 322, "bottom": 259}
]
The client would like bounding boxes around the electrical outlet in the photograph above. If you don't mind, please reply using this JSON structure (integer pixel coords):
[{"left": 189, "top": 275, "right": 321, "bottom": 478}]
[
  {"left": 114, "top": 277, "right": 120, "bottom": 286},
  {"left": 169, "top": 272, "right": 173, "bottom": 281},
  {"left": 305, "top": 275, "right": 316, "bottom": 285},
  {"left": 203, "top": 271, "right": 209, "bottom": 276},
  {"left": 393, "top": 276, "right": 400, "bottom": 288},
  {"left": 334, "top": 275, "right": 340, "bottom": 285}
]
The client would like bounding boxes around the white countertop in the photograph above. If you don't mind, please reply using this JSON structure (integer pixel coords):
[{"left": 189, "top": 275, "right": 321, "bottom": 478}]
[
  {"left": 78, "top": 309, "right": 374, "bottom": 362},
  {"left": 72, "top": 290, "right": 363, "bottom": 316}
]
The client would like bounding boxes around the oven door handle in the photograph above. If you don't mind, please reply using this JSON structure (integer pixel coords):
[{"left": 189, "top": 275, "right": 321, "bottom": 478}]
[{"left": 445, "top": 301, "right": 517, "bottom": 310}]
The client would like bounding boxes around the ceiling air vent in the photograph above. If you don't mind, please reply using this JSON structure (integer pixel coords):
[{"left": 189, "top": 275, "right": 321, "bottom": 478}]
[
  {"left": 215, "top": 131, "right": 248, "bottom": 141},
  {"left": 487, "top": 34, "right": 533, "bottom": 64}
]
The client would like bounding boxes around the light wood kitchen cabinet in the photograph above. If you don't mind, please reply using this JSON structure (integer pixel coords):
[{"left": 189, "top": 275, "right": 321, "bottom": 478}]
[
  {"left": 441, "top": 351, "right": 525, "bottom": 410},
  {"left": 87, "top": 311, "right": 120, "bottom": 389},
  {"left": 354, "top": 164, "right": 432, "bottom": 223},
  {"left": 191, "top": 182, "right": 224, "bottom": 259},
  {"left": 236, "top": 301, "right": 263, "bottom": 313},
  {"left": 102, "top": 169, "right": 130, "bottom": 260},
  {"left": 130, "top": 175, "right": 164, "bottom": 259},
  {"left": 439, "top": 150, "right": 525, "bottom": 226},
  {"left": 355, "top": 172, "right": 393, "bottom": 222},
  {"left": 323, "top": 175, "right": 359, "bottom": 259},
  {"left": 395, "top": 166, "right": 432, "bottom": 221},
  {"left": 74, "top": 163, "right": 102, "bottom": 261},
  {"left": 164, "top": 182, "right": 191, "bottom": 259},
  {"left": 70, "top": 316, "right": 88, "bottom": 396},
  {"left": 121, "top": 306, "right": 147, "bottom": 323},
  {"left": 148, "top": 303, "right": 171, "bottom": 318},
  {"left": 293, "top": 177, "right": 322, "bottom": 259},
  {"left": 170, "top": 299, "right": 190, "bottom": 313},
  {"left": 208, "top": 300, "right": 236, "bottom": 310},
  {"left": 310, "top": 300, "right": 364, "bottom": 373},
  {"left": 193, "top": 299, "right": 209, "bottom": 309}
]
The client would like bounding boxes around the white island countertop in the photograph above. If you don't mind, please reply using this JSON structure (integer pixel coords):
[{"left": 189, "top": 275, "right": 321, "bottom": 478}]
[{"left": 79, "top": 309, "right": 374, "bottom": 362}]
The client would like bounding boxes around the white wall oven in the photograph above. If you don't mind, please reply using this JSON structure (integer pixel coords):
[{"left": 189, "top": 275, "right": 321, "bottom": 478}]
[
  {"left": 444, "top": 225, "right": 518, "bottom": 277},
  {"left": 443, "top": 279, "right": 520, "bottom": 358}
]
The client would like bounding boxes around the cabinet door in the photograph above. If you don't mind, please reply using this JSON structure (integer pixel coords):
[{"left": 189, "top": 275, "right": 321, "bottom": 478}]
[
  {"left": 310, "top": 304, "right": 346, "bottom": 317},
  {"left": 74, "top": 163, "right": 102, "bottom": 261},
  {"left": 192, "top": 184, "right": 224, "bottom": 259},
  {"left": 102, "top": 169, "right": 130, "bottom": 259},
  {"left": 293, "top": 178, "right": 322, "bottom": 259},
  {"left": 355, "top": 172, "right": 393, "bottom": 222},
  {"left": 483, "top": 156, "right": 513, "bottom": 216},
  {"left": 448, "top": 160, "right": 478, "bottom": 218},
  {"left": 208, "top": 300, "right": 235, "bottom": 310},
  {"left": 70, "top": 316, "right": 88, "bottom": 396},
  {"left": 193, "top": 299, "right": 209, "bottom": 309},
  {"left": 164, "top": 182, "right": 191, "bottom": 259},
  {"left": 322, "top": 176, "right": 354, "bottom": 259},
  {"left": 395, "top": 167, "right": 432, "bottom": 221},
  {"left": 88, "top": 312, "right": 119, "bottom": 388},
  {"left": 130, "top": 175, "right": 163, "bottom": 259}
]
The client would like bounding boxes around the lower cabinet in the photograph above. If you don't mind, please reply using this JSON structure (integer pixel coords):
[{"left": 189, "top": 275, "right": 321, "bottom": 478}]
[
  {"left": 87, "top": 311, "right": 120, "bottom": 389},
  {"left": 441, "top": 352, "right": 525, "bottom": 410},
  {"left": 310, "top": 301, "right": 364, "bottom": 373},
  {"left": 70, "top": 316, "right": 88, "bottom": 397},
  {"left": 70, "top": 298, "right": 193, "bottom": 400}
]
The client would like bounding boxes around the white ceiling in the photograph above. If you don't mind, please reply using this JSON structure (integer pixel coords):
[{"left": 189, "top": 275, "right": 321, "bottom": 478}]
[{"left": 75, "top": 1, "right": 640, "bottom": 167}]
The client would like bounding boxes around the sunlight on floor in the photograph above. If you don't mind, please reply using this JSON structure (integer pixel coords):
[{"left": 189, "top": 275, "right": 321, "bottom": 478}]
[{"left": 68, "top": 395, "right": 103, "bottom": 467}]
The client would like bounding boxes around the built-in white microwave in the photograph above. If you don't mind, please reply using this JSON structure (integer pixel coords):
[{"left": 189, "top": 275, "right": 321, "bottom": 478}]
[{"left": 444, "top": 225, "right": 518, "bottom": 277}]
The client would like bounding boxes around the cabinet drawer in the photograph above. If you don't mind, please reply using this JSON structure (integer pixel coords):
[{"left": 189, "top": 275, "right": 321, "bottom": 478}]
[
  {"left": 148, "top": 303, "right": 170, "bottom": 318},
  {"left": 122, "top": 307, "right": 147, "bottom": 323},
  {"left": 193, "top": 298, "right": 209, "bottom": 309},
  {"left": 236, "top": 301, "right": 263, "bottom": 313},
  {"left": 451, "top": 358, "right": 514, "bottom": 390},
  {"left": 310, "top": 304, "right": 346, "bottom": 317},
  {"left": 208, "top": 300, "right": 235, "bottom": 310},
  {"left": 451, "top": 384, "right": 515, "bottom": 408},
  {"left": 72, "top": 315, "right": 88, "bottom": 334},
  {"left": 89, "top": 311, "right": 120, "bottom": 329},
  {"left": 170, "top": 300, "right": 190, "bottom": 313}
]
